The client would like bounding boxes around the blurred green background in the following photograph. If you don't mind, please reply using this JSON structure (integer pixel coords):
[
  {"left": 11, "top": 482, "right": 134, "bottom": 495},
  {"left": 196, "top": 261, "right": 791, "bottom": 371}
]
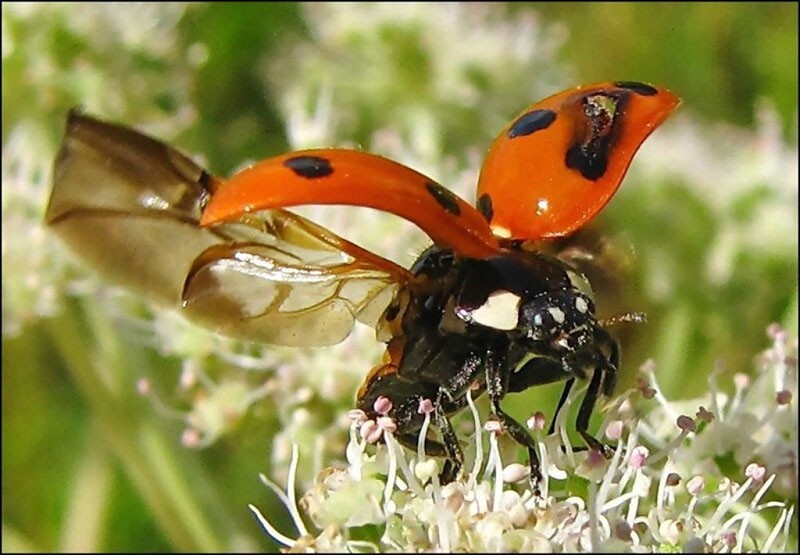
[{"left": 2, "top": 3, "right": 797, "bottom": 552}]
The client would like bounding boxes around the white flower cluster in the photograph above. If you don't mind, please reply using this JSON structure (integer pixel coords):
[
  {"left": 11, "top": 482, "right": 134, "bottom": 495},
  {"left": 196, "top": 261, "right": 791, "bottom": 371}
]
[
  {"left": 267, "top": 2, "right": 568, "bottom": 153},
  {"left": 251, "top": 325, "right": 797, "bottom": 552}
]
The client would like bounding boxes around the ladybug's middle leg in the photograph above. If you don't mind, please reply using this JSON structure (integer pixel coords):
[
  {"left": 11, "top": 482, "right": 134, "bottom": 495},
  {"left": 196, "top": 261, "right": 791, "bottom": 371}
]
[{"left": 484, "top": 338, "right": 542, "bottom": 495}]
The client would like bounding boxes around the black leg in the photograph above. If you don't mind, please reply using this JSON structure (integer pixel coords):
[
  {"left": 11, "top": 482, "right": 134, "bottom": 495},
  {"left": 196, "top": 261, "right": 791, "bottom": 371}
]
[
  {"left": 575, "top": 363, "right": 613, "bottom": 457},
  {"left": 596, "top": 327, "right": 620, "bottom": 397},
  {"left": 434, "top": 390, "right": 463, "bottom": 483},
  {"left": 571, "top": 327, "right": 619, "bottom": 457},
  {"left": 484, "top": 340, "right": 542, "bottom": 495},
  {"left": 548, "top": 377, "right": 576, "bottom": 435}
]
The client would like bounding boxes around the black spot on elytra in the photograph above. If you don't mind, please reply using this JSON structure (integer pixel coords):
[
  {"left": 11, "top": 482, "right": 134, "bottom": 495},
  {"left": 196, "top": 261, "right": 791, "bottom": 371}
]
[
  {"left": 564, "top": 94, "right": 622, "bottom": 181},
  {"left": 614, "top": 81, "right": 658, "bottom": 96},
  {"left": 476, "top": 193, "right": 493, "bottom": 222},
  {"left": 565, "top": 144, "right": 608, "bottom": 180},
  {"left": 425, "top": 182, "right": 461, "bottom": 216},
  {"left": 507, "top": 109, "right": 556, "bottom": 139},
  {"left": 283, "top": 155, "right": 333, "bottom": 179}
]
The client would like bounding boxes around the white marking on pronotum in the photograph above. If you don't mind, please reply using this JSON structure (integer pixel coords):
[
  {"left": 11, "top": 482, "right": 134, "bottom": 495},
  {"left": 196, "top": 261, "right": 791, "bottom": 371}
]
[
  {"left": 536, "top": 198, "right": 549, "bottom": 215},
  {"left": 575, "top": 296, "right": 589, "bottom": 314},
  {"left": 548, "top": 306, "right": 566, "bottom": 324},
  {"left": 469, "top": 290, "right": 521, "bottom": 331}
]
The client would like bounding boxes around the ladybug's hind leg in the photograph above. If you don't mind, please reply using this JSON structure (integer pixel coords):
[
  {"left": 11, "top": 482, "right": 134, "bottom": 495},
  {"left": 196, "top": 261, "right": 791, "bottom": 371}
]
[{"left": 433, "top": 390, "right": 465, "bottom": 483}]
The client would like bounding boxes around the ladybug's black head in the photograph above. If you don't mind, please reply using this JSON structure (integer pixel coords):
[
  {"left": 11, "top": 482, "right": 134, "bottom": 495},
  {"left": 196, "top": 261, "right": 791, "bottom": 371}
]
[{"left": 519, "top": 288, "right": 601, "bottom": 366}]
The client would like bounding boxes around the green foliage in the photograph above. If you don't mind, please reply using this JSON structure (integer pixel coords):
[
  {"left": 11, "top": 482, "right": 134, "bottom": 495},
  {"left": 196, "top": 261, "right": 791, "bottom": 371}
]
[{"left": 534, "top": 2, "right": 798, "bottom": 136}]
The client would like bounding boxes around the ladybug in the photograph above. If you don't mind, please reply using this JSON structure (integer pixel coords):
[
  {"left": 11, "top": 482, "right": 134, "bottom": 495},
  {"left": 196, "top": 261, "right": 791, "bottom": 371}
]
[{"left": 46, "top": 81, "right": 679, "bottom": 488}]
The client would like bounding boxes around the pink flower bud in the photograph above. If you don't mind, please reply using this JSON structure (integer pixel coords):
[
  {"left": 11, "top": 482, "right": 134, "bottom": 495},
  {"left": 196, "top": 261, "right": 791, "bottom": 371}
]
[
  {"left": 373, "top": 395, "right": 393, "bottom": 415},
  {"left": 695, "top": 406, "right": 714, "bottom": 422},
  {"left": 686, "top": 475, "right": 705, "bottom": 495},
  {"left": 360, "top": 420, "right": 383, "bottom": 443},
  {"left": 677, "top": 415, "right": 696, "bottom": 432},
  {"left": 348, "top": 409, "right": 368, "bottom": 424},
  {"left": 629, "top": 446, "right": 649, "bottom": 469},
  {"left": 418, "top": 398, "right": 434, "bottom": 414},
  {"left": 745, "top": 463, "right": 766, "bottom": 483},
  {"left": 526, "top": 411, "right": 546, "bottom": 431}
]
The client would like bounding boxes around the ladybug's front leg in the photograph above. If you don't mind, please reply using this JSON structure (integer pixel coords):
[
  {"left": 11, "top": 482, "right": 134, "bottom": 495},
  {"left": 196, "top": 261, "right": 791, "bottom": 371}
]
[
  {"left": 575, "top": 329, "right": 619, "bottom": 458},
  {"left": 484, "top": 338, "right": 542, "bottom": 495}
]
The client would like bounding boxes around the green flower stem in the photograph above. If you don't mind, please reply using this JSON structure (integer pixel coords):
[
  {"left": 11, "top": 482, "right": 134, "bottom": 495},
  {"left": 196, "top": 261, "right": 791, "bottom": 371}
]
[
  {"left": 653, "top": 301, "right": 695, "bottom": 395},
  {"left": 44, "top": 296, "right": 258, "bottom": 552},
  {"left": 58, "top": 425, "right": 112, "bottom": 552}
]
